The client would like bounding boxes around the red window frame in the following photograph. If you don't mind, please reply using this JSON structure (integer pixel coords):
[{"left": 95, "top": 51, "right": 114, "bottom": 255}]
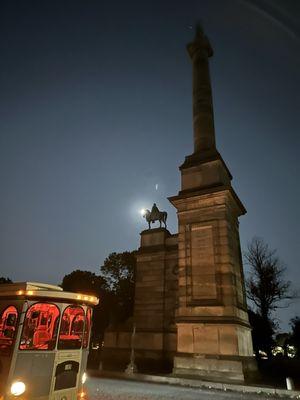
[
  {"left": 58, "top": 305, "right": 85, "bottom": 350},
  {"left": 19, "top": 302, "right": 60, "bottom": 351},
  {"left": 0, "top": 305, "right": 18, "bottom": 353}
]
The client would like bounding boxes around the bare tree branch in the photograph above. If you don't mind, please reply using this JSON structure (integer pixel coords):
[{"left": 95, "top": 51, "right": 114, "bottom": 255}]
[{"left": 244, "top": 237, "right": 296, "bottom": 319}]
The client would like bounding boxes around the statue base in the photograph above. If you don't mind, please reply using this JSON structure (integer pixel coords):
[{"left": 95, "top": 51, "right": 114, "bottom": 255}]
[{"left": 125, "top": 361, "right": 138, "bottom": 375}]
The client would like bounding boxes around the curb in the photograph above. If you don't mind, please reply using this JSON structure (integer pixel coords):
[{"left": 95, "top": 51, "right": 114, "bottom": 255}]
[{"left": 88, "top": 369, "right": 300, "bottom": 398}]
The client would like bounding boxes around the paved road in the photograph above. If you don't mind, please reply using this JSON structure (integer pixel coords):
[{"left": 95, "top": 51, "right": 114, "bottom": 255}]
[{"left": 86, "top": 377, "right": 275, "bottom": 400}]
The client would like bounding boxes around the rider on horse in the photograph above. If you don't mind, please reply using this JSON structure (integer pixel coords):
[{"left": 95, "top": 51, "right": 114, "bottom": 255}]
[
  {"left": 143, "top": 203, "right": 168, "bottom": 229},
  {"left": 150, "top": 203, "right": 160, "bottom": 221}
]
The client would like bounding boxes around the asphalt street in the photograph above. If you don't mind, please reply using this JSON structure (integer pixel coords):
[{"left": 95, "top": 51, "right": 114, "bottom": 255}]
[{"left": 86, "top": 377, "right": 278, "bottom": 400}]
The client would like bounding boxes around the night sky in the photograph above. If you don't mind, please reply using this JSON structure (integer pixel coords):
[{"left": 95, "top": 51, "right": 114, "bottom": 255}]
[{"left": 0, "top": 0, "right": 299, "bottom": 329}]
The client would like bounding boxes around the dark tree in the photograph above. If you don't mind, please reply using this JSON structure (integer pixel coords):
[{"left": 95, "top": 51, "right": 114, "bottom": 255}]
[
  {"left": 245, "top": 237, "right": 295, "bottom": 357},
  {"left": 0, "top": 277, "right": 12, "bottom": 284},
  {"left": 61, "top": 269, "right": 106, "bottom": 295},
  {"left": 100, "top": 251, "right": 136, "bottom": 324},
  {"left": 245, "top": 237, "right": 294, "bottom": 318},
  {"left": 100, "top": 252, "right": 135, "bottom": 290},
  {"left": 290, "top": 316, "right": 300, "bottom": 357},
  {"left": 248, "top": 309, "right": 275, "bottom": 358}
]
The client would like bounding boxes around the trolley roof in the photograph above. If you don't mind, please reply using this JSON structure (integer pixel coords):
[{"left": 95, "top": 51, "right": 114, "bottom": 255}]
[{"left": 0, "top": 282, "right": 99, "bottom": 305}]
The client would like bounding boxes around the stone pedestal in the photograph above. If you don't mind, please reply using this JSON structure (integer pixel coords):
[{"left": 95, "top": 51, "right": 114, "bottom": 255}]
[
  {"left": 133, "top": 228, "right": 178, "bottom": 369},
  {"left": 169, "top": 154, "right": 256, "bottom": 382},
  {"left": 103, "top": 228, "right": 178, "bottom": 371}
]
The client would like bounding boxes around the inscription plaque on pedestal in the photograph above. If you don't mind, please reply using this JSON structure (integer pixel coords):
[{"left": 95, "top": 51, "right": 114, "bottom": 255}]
[{"left": 190, "top": 224, "right": 216, "bottom": 301}]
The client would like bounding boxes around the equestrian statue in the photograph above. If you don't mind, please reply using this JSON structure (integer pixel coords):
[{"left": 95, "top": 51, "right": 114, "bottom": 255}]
[{"left": 143, "top": 203, "right": 167, "bottom": 229}]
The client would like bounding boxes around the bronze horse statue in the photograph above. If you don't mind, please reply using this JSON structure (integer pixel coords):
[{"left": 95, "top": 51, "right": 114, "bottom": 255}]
[{"left": 143, "top": 204, "right": 167, "bottom": 229}]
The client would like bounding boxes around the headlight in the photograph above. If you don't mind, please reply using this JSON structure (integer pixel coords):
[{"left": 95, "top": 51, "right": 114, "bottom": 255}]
[
  {"left": 81, "top": 372, "right": 87, "bottom": 384},
  {"left": 10, "top": 381, "right": 26, "bottom": 396}
]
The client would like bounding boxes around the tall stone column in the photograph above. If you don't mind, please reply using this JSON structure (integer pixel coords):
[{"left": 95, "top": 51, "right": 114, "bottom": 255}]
[
  {"left": 169, "top": 27, "right": 256, "bottom": 382},
  {"left": 188, "top": 25, "right": 216, "bottom": 154}
]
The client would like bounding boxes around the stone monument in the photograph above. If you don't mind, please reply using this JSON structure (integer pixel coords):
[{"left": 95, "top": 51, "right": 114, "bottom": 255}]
[
  {"left": 103, "top": 26, "right": 256, "bottom": 381},
  {"left": 168, "top": 25, "right": 255, "bottom": 381}
]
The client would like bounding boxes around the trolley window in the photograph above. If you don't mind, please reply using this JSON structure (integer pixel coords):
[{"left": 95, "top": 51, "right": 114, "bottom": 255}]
[
  {"left": 83, "top": 307, "right": 92, "bottom": 348},
  {"left": 20, "top": 303, "right": 60, "bottom": 350},
  {"left": 0, "top": 306, "right": 18, "bottom": 353},
  {"left": 58, "top": 306, "right": 85, "bottom": 350}
]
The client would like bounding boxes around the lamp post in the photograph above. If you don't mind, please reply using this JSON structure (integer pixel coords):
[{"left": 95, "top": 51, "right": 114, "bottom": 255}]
[{"left": 125, "top": 323, "right": 137, "bottom": 374}]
